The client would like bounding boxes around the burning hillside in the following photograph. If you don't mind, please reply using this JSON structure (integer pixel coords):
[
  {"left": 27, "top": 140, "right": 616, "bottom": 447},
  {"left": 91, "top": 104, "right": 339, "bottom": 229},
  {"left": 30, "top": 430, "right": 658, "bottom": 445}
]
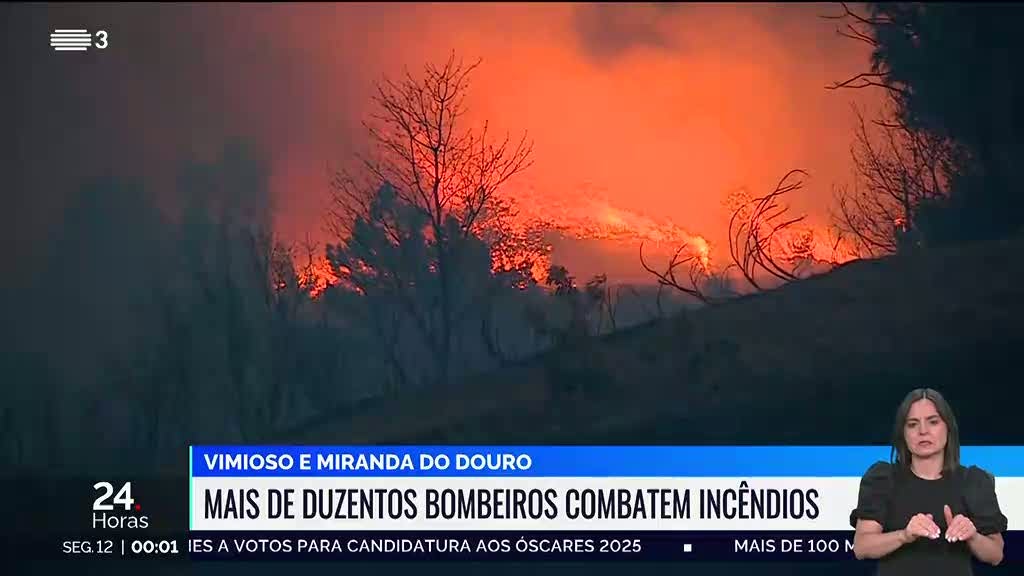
[{"left": 298, "top": 179, "right": 861, "bottom": 300}]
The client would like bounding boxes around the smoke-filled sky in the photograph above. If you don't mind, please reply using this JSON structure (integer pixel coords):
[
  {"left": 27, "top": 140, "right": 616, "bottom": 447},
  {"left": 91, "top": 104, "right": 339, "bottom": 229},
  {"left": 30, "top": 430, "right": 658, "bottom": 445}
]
[{"left": 6, "top": 2, "right": 881, "bottom": 284}]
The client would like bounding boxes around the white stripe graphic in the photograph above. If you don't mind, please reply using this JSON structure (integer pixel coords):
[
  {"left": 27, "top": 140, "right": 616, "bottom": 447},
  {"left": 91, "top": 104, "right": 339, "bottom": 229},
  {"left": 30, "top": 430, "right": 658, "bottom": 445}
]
[{"left": 50, "top": 29, "right": 91, "bottom": 51}]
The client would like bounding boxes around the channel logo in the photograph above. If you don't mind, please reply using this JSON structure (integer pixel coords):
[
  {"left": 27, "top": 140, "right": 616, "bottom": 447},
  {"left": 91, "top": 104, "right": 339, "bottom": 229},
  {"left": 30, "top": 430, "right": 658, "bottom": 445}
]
[{"left": 50, "top": 29, "right": 108, "bottom": 52}]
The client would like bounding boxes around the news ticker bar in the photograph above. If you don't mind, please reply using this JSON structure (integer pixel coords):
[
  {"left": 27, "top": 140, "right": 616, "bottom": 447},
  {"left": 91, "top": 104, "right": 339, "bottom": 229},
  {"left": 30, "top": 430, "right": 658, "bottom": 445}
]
[
  {"left": 5, "top": 446, "right": 1020, "bottom": 564},
  {"left": 3, "top": 531, "right": 1022, "bottom": 562},
  {"left": 187, "top": 530, "right": 1024, "bottom": 562}
]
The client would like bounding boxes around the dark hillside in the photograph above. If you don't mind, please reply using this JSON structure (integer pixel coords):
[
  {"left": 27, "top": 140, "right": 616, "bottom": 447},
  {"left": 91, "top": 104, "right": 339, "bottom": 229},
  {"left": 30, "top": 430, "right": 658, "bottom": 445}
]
[{"left": 284, "top": 233, "right": 1024, "bottom": 447}]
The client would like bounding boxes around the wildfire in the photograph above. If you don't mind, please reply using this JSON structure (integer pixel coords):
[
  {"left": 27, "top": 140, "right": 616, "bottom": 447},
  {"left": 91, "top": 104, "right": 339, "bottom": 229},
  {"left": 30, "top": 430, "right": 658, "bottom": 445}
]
[
  {"left": 506, "top": 183, "right": 714, "bottom": 269},
  {"left": 298, "top": 256, "right": 341, "bottom": 298},
  {"left": 689, "top": 235, "right": 712, "bottom": 272},
  {"left": 294, "top": 182, "right": 860, "bottom": 300},
  {"left": 722, "top": 185, "right": 861, "bottom": 269}
]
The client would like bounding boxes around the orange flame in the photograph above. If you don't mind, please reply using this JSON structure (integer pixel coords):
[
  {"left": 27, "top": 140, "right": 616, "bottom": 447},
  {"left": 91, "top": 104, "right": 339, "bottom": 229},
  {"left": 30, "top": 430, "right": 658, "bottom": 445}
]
[
  {"left": 506, "top": 183, "right": 714, "bottom": 269},
  {"left": 299, "top": 256, "right": 341, "bottom": 298},
  {"left": 299, "top": 182, "right": 860, "bottom": 300},
  {"left": 721, "top": 186, "right": 860, "bottom": 269}
]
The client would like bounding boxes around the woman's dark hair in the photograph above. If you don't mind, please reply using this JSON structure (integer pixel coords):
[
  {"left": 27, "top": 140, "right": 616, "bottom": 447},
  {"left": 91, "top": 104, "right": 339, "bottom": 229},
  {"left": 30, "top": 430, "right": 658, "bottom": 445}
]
[{"left": 890, "top": 388, "right": 961, "bottom": 473}]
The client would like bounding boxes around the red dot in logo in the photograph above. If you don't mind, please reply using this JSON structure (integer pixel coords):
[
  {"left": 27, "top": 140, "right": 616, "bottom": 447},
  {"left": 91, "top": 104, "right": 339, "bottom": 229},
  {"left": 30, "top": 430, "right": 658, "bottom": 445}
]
[{"left": 135, "top": 503, "right": 141, "bottom": 511}]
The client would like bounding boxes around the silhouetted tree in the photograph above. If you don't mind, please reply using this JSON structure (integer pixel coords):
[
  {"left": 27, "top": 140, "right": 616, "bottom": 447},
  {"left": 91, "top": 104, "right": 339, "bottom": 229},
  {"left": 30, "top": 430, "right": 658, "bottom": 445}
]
[
  {"left": 172, "top": 141, "right": 288, "bottom": 443},
  {"left": 327, "top": 52, "right": 534, "bottom": 388},
  {"left": 327, "top": 180, "right": 544, "bottom": 390},
  {"left": 827, "top": 2, "right": 1024, "bottom": 243},
  {"left": 520, "top": 264, "right": 611, "bottom": 351},
  {"left": 727, "top": 170, "right": 817, "bottom": 291},
  {"left": 640, "top": 241, "right": 714, "bottom": 303},
  {"left": 1, "top": 140, "right": 373, "bottom": 473},
  {"left": 639, "top": 171, "right": 833, "bottom": 302},
  {"left": 832, "top": 95, "right": 962, "bottom": 256}
]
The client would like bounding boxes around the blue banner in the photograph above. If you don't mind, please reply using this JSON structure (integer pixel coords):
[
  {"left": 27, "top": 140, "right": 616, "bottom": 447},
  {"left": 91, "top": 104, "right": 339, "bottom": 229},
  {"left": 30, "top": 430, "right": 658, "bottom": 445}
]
[{"left": 189, "top": 446, "right": 1024, "bottom": 477}]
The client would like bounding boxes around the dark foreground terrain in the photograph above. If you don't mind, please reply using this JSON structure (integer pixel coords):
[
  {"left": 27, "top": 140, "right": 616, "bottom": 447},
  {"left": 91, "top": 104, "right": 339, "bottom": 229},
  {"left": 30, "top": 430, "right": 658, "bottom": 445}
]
[
  {"left": 22, "top": 235, "right": 1023, "bottom": 576},
  {"left": 287, "top": 233, "right": 1024, "bottom": 449}
]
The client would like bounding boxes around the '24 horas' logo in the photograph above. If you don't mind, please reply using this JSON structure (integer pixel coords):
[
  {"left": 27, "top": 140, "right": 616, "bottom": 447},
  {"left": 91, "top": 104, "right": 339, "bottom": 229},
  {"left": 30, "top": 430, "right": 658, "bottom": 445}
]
[{"left": 92, "top": 481, "right": 149, "bottom": 529}]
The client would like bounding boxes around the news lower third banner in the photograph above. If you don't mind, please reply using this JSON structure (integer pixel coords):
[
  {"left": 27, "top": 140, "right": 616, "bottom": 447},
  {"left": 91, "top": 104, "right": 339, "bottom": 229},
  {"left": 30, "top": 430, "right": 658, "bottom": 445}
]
[{"left": 186, "top": 446, "right": 1024, "bottom": 562}]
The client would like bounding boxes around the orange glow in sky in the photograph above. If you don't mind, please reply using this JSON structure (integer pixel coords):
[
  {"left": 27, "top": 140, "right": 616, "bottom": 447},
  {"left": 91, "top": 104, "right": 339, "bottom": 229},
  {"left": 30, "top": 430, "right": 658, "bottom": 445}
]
[{"left": 255, "top": 3, "right": 882, "bottom": 285}]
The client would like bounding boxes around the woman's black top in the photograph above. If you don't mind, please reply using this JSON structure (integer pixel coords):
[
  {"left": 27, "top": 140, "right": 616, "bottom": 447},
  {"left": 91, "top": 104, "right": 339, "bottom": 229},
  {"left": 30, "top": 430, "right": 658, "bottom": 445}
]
[{"left": 849, "top": 461, "right": 1008, "bottom": 575}]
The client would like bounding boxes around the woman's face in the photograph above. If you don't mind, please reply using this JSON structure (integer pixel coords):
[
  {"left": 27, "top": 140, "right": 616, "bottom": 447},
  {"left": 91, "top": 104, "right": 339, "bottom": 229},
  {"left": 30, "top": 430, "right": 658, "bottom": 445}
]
[{"left": 904, "top": 398, "right": 948, "bottom": 459}]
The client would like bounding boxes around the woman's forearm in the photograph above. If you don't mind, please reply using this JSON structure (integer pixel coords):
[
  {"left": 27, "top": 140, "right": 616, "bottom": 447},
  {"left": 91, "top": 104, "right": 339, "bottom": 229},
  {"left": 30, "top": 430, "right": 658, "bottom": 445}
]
[
  {"left": 854, "top": 529, "right": 909, "bottom": 560},
  {"left": 967, "top": 533, "right": 1003, "bottom": 565}
]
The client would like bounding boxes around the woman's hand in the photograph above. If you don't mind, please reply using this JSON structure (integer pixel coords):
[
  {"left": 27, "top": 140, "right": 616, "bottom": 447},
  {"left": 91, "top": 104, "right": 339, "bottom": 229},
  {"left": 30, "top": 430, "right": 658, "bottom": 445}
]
[
  {"left": 944, "top": 505, "right": 978, "bottom": 543},
  {"left": 903, "top": 512, "right": 941, "bottom": 543}
]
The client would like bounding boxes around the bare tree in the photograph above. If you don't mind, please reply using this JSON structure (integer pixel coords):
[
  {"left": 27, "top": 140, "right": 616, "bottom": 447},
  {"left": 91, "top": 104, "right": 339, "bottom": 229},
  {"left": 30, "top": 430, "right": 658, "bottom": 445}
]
[
  {"left": 820, "top": 2, "right": 912, "bottom": 94},
  {"left": 639, "top": 242, "right": 714, "bottom": 304},
  {"left": 728, "top": 169, "right": 812, "bottom": 291},
  {"left": 641, "top": 170, "right": 839, "bottom": 302},
  {"left": 327, "top": 52, "right": 534, "bottom": 387},
  {"left": 832, "top": 96, "right": 959, "bottom": 256},
  {"left": 603, "top": 281, "right": 622, "bottom": 332},
  {"left": 822, "top": 3, "right": 965, "bottom": 254}
]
